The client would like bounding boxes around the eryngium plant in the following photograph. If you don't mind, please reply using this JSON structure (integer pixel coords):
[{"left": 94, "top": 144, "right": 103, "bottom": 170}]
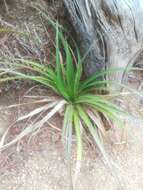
[{"left": 0, "top": 20, "right": 140, "bottom": 189}]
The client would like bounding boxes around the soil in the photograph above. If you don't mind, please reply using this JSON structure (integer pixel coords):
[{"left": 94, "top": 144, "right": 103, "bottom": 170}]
[
  {"left": 0, "top": 1, "right": 143, "bottom": 190},
  {"left": 0, "top": 87, "right": 143, "bottom": 190}
]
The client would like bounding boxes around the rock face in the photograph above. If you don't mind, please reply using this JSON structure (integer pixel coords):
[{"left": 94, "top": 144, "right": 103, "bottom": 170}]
[
  {"left": 64, "top": 0, "right": 106, "bottom": 78},
  {"left": 78, "top": 31, "right": 105, "bottom": 78},
  {"left": 64, "top": 0, "right": 143, "bottom": 82}
]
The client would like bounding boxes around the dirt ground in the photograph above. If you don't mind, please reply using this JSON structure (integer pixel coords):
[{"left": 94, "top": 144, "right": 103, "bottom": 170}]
[
  {"left": 0, "top": 87, "right": 143, "bottom": 190},
  {"left": 0, "top": 0, "right": 143, "bottom": 190}
]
